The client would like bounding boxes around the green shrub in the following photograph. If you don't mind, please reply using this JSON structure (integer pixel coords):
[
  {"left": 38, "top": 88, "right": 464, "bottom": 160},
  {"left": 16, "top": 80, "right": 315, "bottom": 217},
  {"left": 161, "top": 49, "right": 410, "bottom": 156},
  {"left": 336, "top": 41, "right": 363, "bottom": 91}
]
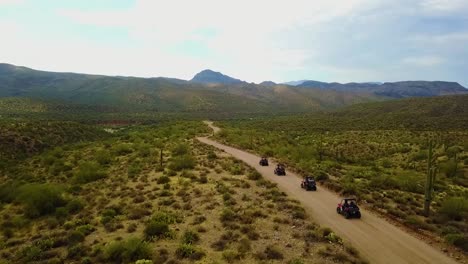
[
  {"left": 181, "top": 230, "right": 200, "bottom": 245},
  {"left": 222, "top": 250, "right": 241, "bottom": 262},
  {"left": 152, "top": 211, "right": 182, "bottom": 224},
  {"left": 76, "top": 224, "right": 95, "bottom": 235},
  {"left": 220, "top": 208, "right": 237, "bottom": 222},
  {"left": 315, "top": 170, "right": 329, "bottom": 181},
  {"left": 128, "top": 163, "right": 142, "bottom": 178},
  {"left": 247, "top": 171, "right": 262, "bottom": 181},
  {"left": 0, "top": 181, "right": 21, "bottom": 203},
  {"left": 175, "top": 244, "right": 205, "bottom": 260},
  {"left": 74, "top": 161, "right": 107, "bottom": 184},
  {"left": 95, "top": 150, "right": 112, "bottom": 165},
  {"left": 263, "top": 245, "right": 283, "bottom": 260},
  {"left": 17, "top": 184, "right": 66, "bottom": 218},
  {"left": 237, "top": 238, "right": 251, "bottom": 254},
  {"left": 68, "top": 230, "right": 85, "bottom": 245},
  {"left": 104, "top": 237, "right": 152, "bottom": 263},
  {"left": 144, "top": 221, "right": 170, "bottom": 239},
  {"left": 168, "top": 155, "right": 196, "bottom": 171},
  {"left": 439, "top": 160, "right": 460, "bottom": 178},
  {"left": 157, "top": 176, "right": 170, "bottom": 184},
  {"left": 114, "top": 143, "right": 133, "bottom": 155},
  {"left": 404, "top": 216, "right": 434, "bottom": 231},
  {"left": 207, "top": 151, "right": 217, "bottom": 160},
  {"left": 172, "top": 144, "right": 189, "bottom": 156},
  {"left": 439, "top": 197, "right": 468, "bottom": 221},
  {"left": 66, "top": 199, "right": 84, "bottom": 214},
  {"left": 19, "top": 245, "right": 42, "bottom": 261},
  {"left": 445, "top": 234, "right": 468, "bottom": 252},
  {"left": 67, "top": 243, "right": 87, "bottom": 259}
]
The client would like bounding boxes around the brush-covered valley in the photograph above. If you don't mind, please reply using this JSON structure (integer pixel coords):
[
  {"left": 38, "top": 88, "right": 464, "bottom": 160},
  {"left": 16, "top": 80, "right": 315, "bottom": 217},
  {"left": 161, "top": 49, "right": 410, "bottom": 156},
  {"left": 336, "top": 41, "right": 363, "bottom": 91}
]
[{"left": 0, "top": 66, "right": 467, "bottom": 264}]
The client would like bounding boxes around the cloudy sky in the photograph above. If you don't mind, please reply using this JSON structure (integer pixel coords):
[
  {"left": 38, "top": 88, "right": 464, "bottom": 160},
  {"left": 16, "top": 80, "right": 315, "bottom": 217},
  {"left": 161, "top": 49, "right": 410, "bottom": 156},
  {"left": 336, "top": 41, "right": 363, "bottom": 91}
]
[{"left": 1, "top": 0, "right": 467, "bottom": 86}]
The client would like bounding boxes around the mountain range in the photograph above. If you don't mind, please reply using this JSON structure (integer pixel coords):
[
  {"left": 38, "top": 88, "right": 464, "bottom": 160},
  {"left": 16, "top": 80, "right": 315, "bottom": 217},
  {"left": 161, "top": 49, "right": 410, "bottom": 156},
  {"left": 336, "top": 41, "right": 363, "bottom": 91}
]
[{"left": 0, "top": 63, "right": 466, "bottom": 114}]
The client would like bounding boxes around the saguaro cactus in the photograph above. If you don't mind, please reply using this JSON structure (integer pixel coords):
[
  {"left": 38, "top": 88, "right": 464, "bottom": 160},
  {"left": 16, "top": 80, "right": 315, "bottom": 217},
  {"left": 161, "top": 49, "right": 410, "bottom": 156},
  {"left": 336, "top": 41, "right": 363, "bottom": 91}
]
[{"left": 423, "top": 140, "right": 437, "bottom": 216}]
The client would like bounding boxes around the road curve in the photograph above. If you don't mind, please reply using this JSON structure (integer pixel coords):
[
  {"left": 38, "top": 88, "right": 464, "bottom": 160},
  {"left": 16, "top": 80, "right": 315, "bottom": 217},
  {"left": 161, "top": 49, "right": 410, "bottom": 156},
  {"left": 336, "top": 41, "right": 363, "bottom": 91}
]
[{"left": 197, "top": 122, "right": 459, "bottom": 264}]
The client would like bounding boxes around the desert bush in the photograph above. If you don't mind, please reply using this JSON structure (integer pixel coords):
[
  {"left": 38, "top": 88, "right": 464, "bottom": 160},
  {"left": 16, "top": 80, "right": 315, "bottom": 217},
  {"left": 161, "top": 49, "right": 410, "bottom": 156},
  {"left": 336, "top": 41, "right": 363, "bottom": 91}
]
[
  {"left": 229, "top": 164, "right": 244, "bottom": 175},
  {"left": 207, "top": 151, "right": 217, "bottom": 160},
  {"left": 127, "top": 223, "right": 137, "bottom": 233},
  {"left": 17, "top": 184, "right": 66, "bottom": 218},
  {"left": 144, "top": 221, "right": 170, "bottom": 240},
  {"left": 220, "top": 208, "right": 237, "bottom": 222},
  {"left": 128, "top": 207, "right": 150, "bottom": 220},
  {"left": 256, "top": 245, "right": 283, "bottom": 260},
  {"left": 19, "top": 245, "right": 43, "bottom": 261},
  {"left": 445, "top": 233, "right": 468, "bottom": 252},
  {"left": 68, "top": 230, "right": 85, "bottom": 245},
  {"left": 247, "top": 171, "right": 262, "bottom": 181},
  {"left": 128, "top": 163, "right": 143, "bottom": 178},
  {"left": 113, "top": 143, "right": 133, "bottom": 155},
  {"left": 104, "top": 237, "right": 152, "bottom": 263},
  {"left": 0, "top": 181, "right": 21, "bottom": 203},
  {"left": 172, "top": 143, "right": 189, "bottom": 156},
  {"left": 95, "top": 150, "right": 112, "bottom": 165},
  {"left": 76, "top": 224, "right": 95, "bottom": 235},
  {"left": 181, "top": 230, "right": 200, "bottom": 245},
  {"left": 439, "top": 160, "right": 460, "bottom": 178},
  {"left": 314, "top": 170, "right": 329, "bottom": 181},
  {"left": 151, "top": 211, "right": 183, "bottom": 225},
  {"left": 237, "top": 238, "right": 251, "bottom": 254},
  {"left": 175, "top": 244, "right": 205, "bottom": 260},
  {"left": 157, "top": 175, "right": 170, "bottom": 184},
  {"left": 66, "top": 199, "right": 84, "bottom": 214},
  {"left": 222, "top": 250, "right": 242, "bottom": 263},
  {"left": 74, "top": 161, "right": 107, "bottom": 184},
  {"left": 404, "top": 216, "right": 434, "bottom": 231},
  {"left": 199, "top": 175, "right": 208, "bottom": 183},
  {"left": 169, "top": 155, "right": 196, "bottom": 171},
  {"left": 438, "top": 197, "right": 468, "bottom": 221}
]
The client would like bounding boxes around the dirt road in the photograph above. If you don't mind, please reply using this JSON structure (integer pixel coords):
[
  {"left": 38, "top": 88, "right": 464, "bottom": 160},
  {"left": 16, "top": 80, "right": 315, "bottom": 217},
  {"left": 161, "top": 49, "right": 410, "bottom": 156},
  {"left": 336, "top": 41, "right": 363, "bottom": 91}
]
[{"left": 197, "top": 122, "right": 459, "bottom": 264}]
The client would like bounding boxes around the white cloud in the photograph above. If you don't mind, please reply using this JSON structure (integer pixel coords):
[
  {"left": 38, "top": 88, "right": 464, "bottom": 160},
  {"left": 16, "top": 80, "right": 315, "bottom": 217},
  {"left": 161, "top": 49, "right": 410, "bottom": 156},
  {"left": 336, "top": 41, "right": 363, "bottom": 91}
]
[
  {"left": 0, "top": 0, "right": 23, "bottom": 6},
  {"left": 402, "top": 56, "right": 445, "bottom": 67},
  {"left": 420, "top": 0, "right": 468, "bottom": 12}
]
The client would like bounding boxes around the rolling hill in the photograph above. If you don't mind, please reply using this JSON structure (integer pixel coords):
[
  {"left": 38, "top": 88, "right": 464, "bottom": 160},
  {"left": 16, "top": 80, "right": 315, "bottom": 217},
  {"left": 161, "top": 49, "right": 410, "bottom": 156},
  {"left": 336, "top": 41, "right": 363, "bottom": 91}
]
[
  {"left": 297, "top": 80, "right": 467, "bottom": 98},
  {"left": 190, "top": 69, "right": 245, "bottom": 84},
  {"left": 0, "top": 63, "right": 466, "bottom": 115},
  {"left": 0, "top": 63, "right": 382, "bottom": 114}
]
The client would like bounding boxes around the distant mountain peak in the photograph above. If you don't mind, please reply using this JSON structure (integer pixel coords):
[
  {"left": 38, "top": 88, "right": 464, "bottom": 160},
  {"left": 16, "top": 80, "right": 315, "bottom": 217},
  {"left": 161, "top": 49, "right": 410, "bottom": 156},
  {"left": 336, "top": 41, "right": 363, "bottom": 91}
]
[
  {"left": 259, "top": 81, "right": 276, "bottom": 86},
  {"left": 191, "top": 69, "right": 244, "bottom": 85}
]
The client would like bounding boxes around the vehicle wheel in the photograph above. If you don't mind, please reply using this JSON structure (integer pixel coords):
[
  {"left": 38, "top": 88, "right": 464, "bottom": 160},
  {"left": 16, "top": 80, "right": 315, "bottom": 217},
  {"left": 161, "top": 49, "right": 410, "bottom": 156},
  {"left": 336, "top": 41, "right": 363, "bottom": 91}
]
[
  {"left": 336, "top": 207, "right": 341, "bottom": 214},
  {"left": 344, "top": 212, "right": 350, "bottom": 219},
  {"left": 356, "top": 212, "right": 361, "bottom": 219}
]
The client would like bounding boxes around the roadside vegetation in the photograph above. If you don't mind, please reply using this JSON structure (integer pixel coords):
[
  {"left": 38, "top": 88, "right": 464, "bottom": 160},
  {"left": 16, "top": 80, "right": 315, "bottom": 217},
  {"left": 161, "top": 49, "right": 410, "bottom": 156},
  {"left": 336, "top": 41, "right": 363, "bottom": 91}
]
[
  {"left": 0, "top": 120, "right": 365, "bottom": 263},
  {"left": 215, "top": 117, "right": 468, "bottom": 254}
]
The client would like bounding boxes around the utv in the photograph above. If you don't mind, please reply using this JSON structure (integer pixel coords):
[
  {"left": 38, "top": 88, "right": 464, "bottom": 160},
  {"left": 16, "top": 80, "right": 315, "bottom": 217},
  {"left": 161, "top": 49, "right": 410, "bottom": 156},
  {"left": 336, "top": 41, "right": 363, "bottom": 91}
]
[
  {"left": 301, "top": 176, "right": 317, "bottom": 191},
  {"left": 259, "top": 157, "right": 269, "bottom": 166},
  {"left": 336, "top": 198, "right": 361, "bottom": 219},
  {"left": 274, "top": 164, "right": 286, "bottom": 176}
]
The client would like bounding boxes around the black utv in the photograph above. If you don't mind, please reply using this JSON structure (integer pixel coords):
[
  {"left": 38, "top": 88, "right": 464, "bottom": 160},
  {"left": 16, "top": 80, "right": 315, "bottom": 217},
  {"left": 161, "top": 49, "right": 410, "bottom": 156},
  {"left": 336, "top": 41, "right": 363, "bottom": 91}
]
[
  {"left": 259, "top": 157, "right": 269, "bottom": 166},
  {"left": 274, "top": 164, "right": 286, "bottom": 176},
  {"left": 301, "top": 176, "right": 317, "bottom": 191},
  {"left": 336, "top": 198, "right": 361, "bottom": 219}
]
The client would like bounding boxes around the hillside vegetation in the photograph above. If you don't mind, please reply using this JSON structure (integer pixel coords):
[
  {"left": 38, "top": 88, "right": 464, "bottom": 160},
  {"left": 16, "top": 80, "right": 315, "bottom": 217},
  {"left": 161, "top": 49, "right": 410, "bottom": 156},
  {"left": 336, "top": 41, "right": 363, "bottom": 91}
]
[
  {"left": 0, "top": 120, "right": 108, "bottom": 170},
  {"left": 1, "top": 63, "right": 458, "bottom": 115},
  {"left": 215, "top": 95, "right": 468, "bottom": 254},
  {"left": 0, "top": 121, "right": 365, "bottom": 263}
]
